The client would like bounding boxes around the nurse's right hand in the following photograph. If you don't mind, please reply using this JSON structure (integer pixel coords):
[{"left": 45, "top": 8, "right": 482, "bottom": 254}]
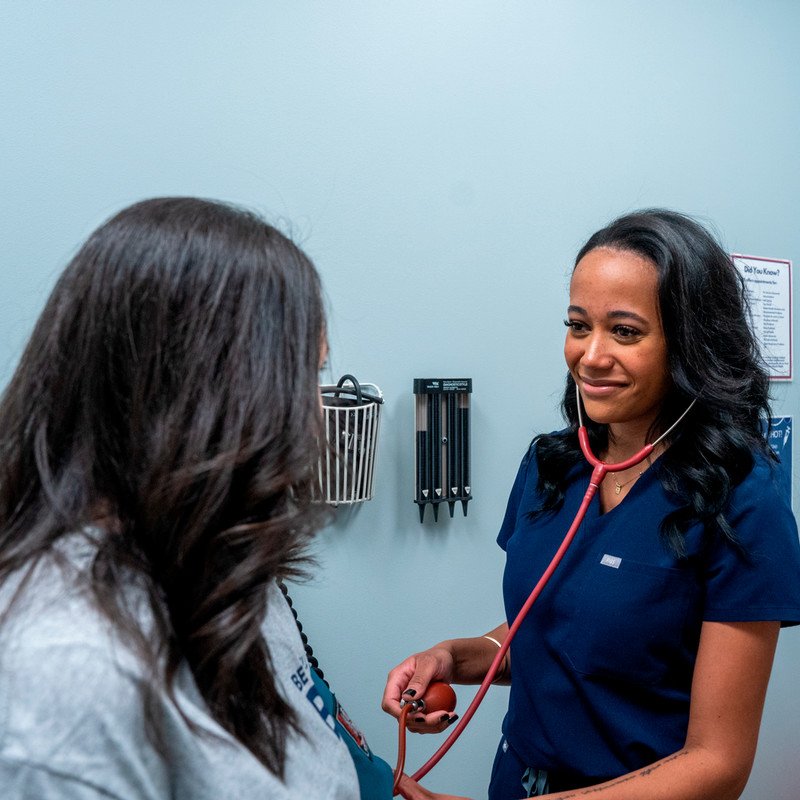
[{"left": 381, "top": 645, "right": 457, "bottom": 734}]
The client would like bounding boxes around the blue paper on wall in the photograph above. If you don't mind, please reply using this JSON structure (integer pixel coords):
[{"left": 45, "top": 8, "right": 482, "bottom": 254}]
[{"left": 767, "top": 416, "right": 793, "bottom": 507}]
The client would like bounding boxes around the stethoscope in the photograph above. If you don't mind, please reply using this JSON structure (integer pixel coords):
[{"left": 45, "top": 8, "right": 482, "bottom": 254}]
[{"left": 394, "top": 385, "right": 697, "bottom": 793}]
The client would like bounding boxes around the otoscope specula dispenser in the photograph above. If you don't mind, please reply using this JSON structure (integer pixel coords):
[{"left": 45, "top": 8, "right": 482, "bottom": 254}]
[{"left": 413, "top": 378, "right": 472, "bottom": 521}]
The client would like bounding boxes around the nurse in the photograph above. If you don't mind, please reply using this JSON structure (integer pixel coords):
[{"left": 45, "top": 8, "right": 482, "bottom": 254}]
[{"left": 384, "top": 209, "right": 800, "bottom": 800}]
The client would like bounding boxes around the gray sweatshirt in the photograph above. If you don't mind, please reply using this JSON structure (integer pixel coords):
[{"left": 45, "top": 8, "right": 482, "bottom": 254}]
[{"left": 0, "top": 538, "right": 359, "bottom": 799}]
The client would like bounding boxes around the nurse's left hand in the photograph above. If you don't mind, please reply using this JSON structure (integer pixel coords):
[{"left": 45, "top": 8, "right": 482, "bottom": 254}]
[{"left": 395, "top": 773, "right": 472, "bottom": 800}]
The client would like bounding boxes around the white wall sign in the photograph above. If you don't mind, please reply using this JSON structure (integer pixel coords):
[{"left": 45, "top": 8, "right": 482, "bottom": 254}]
[{"left": 732, "top": 255, "right": 793, "bottom": 380}]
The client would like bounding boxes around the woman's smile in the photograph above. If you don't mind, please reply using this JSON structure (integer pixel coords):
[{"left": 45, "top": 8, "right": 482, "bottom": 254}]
[{"left": 578, "top": 376, "right": 628, "bottom": 396}]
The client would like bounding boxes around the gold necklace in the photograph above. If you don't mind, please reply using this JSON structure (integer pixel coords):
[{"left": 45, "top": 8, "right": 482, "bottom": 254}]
[{"left": 609, "top": 469, "right": 644, "bottom": 495}]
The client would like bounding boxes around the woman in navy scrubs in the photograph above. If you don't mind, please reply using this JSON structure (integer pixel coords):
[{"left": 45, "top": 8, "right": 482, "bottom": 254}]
[{"left": 384, "top": 210, "right": 800, "bottom": 800}]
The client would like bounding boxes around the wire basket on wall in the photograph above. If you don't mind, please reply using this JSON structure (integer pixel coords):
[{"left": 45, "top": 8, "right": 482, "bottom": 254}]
[{"left": 319, "top": 374, "right": 384, "bottom": 505}]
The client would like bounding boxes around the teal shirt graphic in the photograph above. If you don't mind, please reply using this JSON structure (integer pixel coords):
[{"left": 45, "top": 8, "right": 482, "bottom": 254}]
[{"left": 299, "top": 667, "right": 395, "bottom": 799}]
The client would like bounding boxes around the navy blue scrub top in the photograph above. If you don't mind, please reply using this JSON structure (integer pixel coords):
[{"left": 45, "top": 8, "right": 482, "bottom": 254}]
[{"left": 497, "top": 441, "right": 800, "bottom": 780}]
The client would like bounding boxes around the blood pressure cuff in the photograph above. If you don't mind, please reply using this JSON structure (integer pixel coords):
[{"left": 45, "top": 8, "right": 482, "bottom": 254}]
[{"left": 310, "top": 668, "right": 395, "bottom": 799}]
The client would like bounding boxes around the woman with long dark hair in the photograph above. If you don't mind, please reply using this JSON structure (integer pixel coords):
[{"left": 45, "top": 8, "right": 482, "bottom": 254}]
[
  {"left": 0, "top": 197, "right": 391, "bottom": 798},
  {"left": 385, "top": 210, "right": 800, "bottom": 800}
]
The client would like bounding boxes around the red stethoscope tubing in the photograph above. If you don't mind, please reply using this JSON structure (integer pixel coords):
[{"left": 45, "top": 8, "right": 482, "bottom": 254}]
[
  {"left": 401, "top": 389, "right": 696, "bottom": 790},
  {"left": 406, "top": 433, "right": 654, "bottom": 787}
]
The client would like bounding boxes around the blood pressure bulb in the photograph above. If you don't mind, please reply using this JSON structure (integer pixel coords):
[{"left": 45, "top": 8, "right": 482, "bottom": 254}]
[{"left": 393, "top": 682, "right": 457, "bottom": 795}]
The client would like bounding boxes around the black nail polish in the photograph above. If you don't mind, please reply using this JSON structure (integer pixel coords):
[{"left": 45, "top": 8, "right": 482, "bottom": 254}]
[
  {"left": 403, "top": 689, "right": 416, "bottom": 697},
  {"left": 439, "top": 714, "right": 449, "bottom": 723},
  {"left": 414, "top": 717, "right": 424, "bottom": 723},
  {"left": 446, "top": 714, "right": 459, "bottom": 727}
]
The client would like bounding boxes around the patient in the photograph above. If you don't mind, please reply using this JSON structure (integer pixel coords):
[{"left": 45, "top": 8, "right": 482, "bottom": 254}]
[{"left": 0, "top": 197, "right": 392, "bottom": 798}]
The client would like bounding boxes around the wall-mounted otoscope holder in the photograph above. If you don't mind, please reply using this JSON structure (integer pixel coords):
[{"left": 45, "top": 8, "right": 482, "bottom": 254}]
[
  {"left": 320, "top": 375, "right": 384, "bottom": 506},
  {"left": 413, "top": 378, "right": 472, "bottom": 522}
]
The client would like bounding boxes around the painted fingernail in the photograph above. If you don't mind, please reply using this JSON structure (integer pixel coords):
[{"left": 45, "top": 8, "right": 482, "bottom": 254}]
[
  {"left": 414, "top": 717, "right": 424, "bottom": 723},
  {"left": 439, "top": 714, "right": 450, "bottom": 723},
  {"left": 446, "top": 714, "right": 459, "bottom": 727},
  {"left": 403, "top": 689, "right": 416, "bottom": 697}
]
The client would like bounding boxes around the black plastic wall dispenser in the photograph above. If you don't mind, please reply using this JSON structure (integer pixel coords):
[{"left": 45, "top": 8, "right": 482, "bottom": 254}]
[{"left": 413, "top": 378, "right": 472, "bottom": 521}]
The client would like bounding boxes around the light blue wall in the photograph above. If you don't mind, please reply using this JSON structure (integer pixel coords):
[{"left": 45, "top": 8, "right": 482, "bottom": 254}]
[{"left": 2, "top": 2, "right": 798, "bottom": 797}]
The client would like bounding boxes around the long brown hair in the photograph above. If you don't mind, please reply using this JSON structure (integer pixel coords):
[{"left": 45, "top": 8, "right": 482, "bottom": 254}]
[{"left": 0, "top": 197, "right": 328, "bottom": 775}]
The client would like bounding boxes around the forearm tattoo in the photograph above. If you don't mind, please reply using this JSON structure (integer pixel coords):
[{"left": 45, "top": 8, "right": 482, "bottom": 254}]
[{"left": 552, "top": 751, "right": 690, "bottom": 798}]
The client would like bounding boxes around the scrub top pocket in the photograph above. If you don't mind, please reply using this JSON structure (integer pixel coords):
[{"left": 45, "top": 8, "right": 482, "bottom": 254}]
[{"left": 563, "top": 557, "right": 695, "bottom": 686}]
